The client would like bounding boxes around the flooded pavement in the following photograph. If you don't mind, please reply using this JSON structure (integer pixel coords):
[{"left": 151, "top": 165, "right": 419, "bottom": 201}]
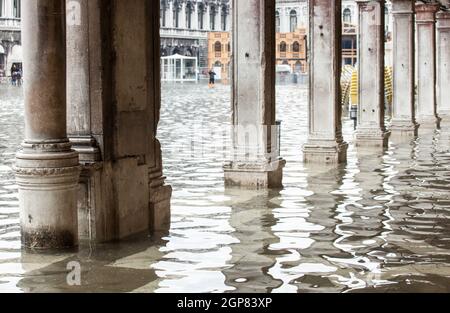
[{"left": 1, "top": 83, "right": 450, "bottom": 293}]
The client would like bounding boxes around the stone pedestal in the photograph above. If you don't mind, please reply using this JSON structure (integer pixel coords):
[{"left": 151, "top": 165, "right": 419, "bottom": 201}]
[
  {"left": 436, "top": 11, "right": 450, "bottom": 123},
  {"left": 356, "top": 0, "right": 390, "bottom": 148},
  {"left": 225, "top": 0, "right": 285, "bottom": 189},
  {"left": 416, "top": 3, "right": 440, "bottom": 127},
  {"left": 390, "top": 0, "right": 419, "bottom": 138},
  {"left": 16, "top": 0, "right": 80, "bottom": 249},
  {"left": 303, "top": 0, "right": 348, "bottom": 164}
]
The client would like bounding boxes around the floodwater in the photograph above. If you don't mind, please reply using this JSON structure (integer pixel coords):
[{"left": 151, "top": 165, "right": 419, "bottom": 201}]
[{"left": 1, "top": 83, "right": 450, "bottom": 293}]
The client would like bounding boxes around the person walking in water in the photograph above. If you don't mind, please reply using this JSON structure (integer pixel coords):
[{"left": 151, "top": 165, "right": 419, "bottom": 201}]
[
  {"left": 208, "top": 68, "right": 216, "bottom": 88},
  {"left": 11, "top": 64, "right": 17, "bottom": 86}
]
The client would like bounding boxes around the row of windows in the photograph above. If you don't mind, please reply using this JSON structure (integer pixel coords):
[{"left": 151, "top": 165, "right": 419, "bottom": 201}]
[
  {"left": 161, "top": 1, "right": 228, "bottom": 31},
  {"left": 214, "top": 41, "right": 230, "bottom": 53},
  {"left": 279, "top": 41, "right": 302, "bottom": 53},
  {"left": 0, "top": 0, "right": 21, "bottom": 18},
  {"left": 275, "top": 7, "right": 390, "bottom": 32},
  {"left": 211, "top": 40, "right": 303, "bottom": 55}
]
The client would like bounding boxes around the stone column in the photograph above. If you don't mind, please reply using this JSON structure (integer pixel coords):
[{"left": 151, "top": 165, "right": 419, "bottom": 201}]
[
  {"left": 66, "top": 0, "right": 100, "bottom": 162},
  {"left": 224, "top": 0, "right": 285, "bottom": 189},
  {"left": 179, "top": 0, "right": 186, "bottom": 28},
  {"left": 16, "top": 0, "right": 80, "bottom": 249},
  {"left": 436, "top": 11, "right": 450, "bottom": 122},
  {"left": 390, "top": 0, "right": 418, "bottom": 137},
  {"left": 205, "top": 3, "right": 211, "bottom": 31},
  {"left": 167, "top": 0, "right": 174, "bottom": 28},
  {"left": 215, "top": 3, "right": 220, "bottom": 31},
  {"left": 282, "top": 8, "right": 289, "bottom": 33},
  {"left": 356, "top": 0, "right": 390, "bottom": 148},
  {"left": 4, "top": 0, "right": 12, "bottom": 18},
  {"left": 192, "top": 3, "right": 198, "bottom": 30},
  {"left": 303, "top": 0, "right": 348, "bottom": 164},
  {"left": 415, "top": 3, "right": 440, "bottom": 127}
]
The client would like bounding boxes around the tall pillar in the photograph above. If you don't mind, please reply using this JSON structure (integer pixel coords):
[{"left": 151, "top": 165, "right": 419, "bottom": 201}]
[
  {"left": 16, "top": 0, "right": 81, "bottom": 249},
  {"left": 167, "top": 0, "right": 174, "bottom": 28},
  {"left": 282, "top": 8, "right": 289, "bottom": 33},
  {"left": 66, "top": 0, "right": 100, "bottom": 162},
  {"left": 390, "top": 0, "right": 418, "bottom": 137},
  {"left": 436, "top": 11, "right": 450, "bottom": 122},
  {"left": 205, "top": 3, "right": 211, "bottom": 31},
  {"left": 303, "top": 0, "right": 348, "bottom": 164},
  {"left": 192, "top": 3, "right": 198, "bottom": 30},
  {"left": 224, "top": 0, "right": 285, "bottom": 189},
  {"left": 415, "top": 3, "right": 440, "bottom": 127},
  {"left": 215, "top": 3, "right": 220, "bottom": 31},
  {"left": 179, "top": 0, "right": 186, "bottom": 29},
  {"left": 356, "top": 0, "right": 390, "bottom": 148}
]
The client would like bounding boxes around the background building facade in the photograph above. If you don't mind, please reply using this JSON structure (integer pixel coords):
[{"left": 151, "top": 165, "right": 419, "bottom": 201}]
[
  {"left": 0, "top": 0, "right": 21, "bottom": 77},
  {"left": 160, "top": 0, "right": 231, "bottom": 76}
]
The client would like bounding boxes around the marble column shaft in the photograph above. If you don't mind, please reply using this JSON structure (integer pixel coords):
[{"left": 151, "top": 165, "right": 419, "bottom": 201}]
[
  {"left": 356, "top": 0, "right": 390, "bottom": 147},
  {"left": 391, "top": 0, "right": 418, "bottom": 136},
  {"left": 415, "top": 3, "right": 440, "bottom": 126},
  {"left": 224, "top": 0, "right": 285, "bottom": 189},
  {"left": 16, "top": 0, "right": 80, "bottom": 249},
  {"left": 66, "top": 0, "right": 100, "bottom": 162},
  {"left": 303, "top": 0, "right": 348, "bottom": 164},
  {"left": 436, "top": 11, "right": 450, "bottom": 121}
]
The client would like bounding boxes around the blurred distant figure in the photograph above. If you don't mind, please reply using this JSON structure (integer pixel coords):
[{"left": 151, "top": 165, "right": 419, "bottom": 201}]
[
  {"left": 208, "top": 68, "right": 216, "bottom": 88},
  {"left": 11, "top": 64, "right": 17, "bottom": 86},
  {"left": 10, "top": 64, "right": 21, "bottom": 87}
]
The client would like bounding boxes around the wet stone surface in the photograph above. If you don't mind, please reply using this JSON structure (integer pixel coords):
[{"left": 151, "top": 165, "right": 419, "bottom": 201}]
[{"left": 1, "top": 83, "right": 450, "bottom": 292}]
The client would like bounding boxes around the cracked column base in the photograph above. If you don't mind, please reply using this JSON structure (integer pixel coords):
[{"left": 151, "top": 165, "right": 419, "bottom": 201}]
[
  {"left": 224, "top": 158, "right": 286, "bottom": 189},
  {"left": 303, "top": 141, "right": 348, "bottom": 165},
  {"left": 356, "top": 129, "right": 391, "bottom": 148}
]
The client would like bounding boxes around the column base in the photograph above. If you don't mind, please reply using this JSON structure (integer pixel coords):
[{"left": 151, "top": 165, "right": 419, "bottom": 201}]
[
  {"left": 15, "top": 142, "right": 81, "bottom": 249},
  {"left": 149, "top": 169, "right": 172, "bottom": 233},
  {"left": 224, "top": 158, "right": 286, "bottom": 189},
  {"left": 390, "top": 121, "right": 419, "bottom": 138},
  {"left": 303, "top": 141, "right": 348, "bottom": 164},
  {"left": 438, "top": 114, "right": 450, "bottom": 125},
  {"left": 356, "top": 129, "right": 391, "bottom": 148},
  {"left": 417, "top": 116, "right": 441, "bottom": 130}
]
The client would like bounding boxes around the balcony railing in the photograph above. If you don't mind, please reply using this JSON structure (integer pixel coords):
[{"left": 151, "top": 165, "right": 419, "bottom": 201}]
[
  {"left": 160, "top": 27, "right": 209, "bottom": 39},
  {"left": 0, "top": 18, "right": 21, "bottom": 31}
]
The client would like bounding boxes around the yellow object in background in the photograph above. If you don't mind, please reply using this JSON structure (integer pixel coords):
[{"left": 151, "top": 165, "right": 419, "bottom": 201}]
[{"left": 341, "top": 66, "right": 394, "bottom": 109}]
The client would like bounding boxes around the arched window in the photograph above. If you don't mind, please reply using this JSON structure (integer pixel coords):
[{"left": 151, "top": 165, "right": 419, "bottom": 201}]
[
  {"left": 294, "top": 61, "right": 302, "bottom": 73},
  {"left": 198, "top": 3, "right": 205, "bottom": 30},
  {"left": 160, "top": 0, "right": 167, "bottom": 27},
  {"left": 292, "top": 41, "right": 300, "bottom": 53},
  {"left": 343, "top": 8, "right": 352, "bottom": 24},
  {"left": 186, "top": 2, "right": 193, "bottom": 29},
  {"left": 210, "top": 5, "right": 216, "bottom": 30},
  {"left": 173, "top": 1, "right": 180, "bottom": 28},
  {"left": 13, "top": 0, "right": 20, "bottom": 18},
  {"left": 214, "top": 41, "right": 222, "bottom": 52},
  {"left": 290, "top": 10, "right": 297, "bottom": 32},
  {"left": 221, "top": 5, "right": 228, "bottom": 31},
  {"left": 227, "top": 43, "right": 231, "bottom": 52},
  {"left": 280, "top": 41, "right": 287, "bottom": 53},
  {"left": 276, "top": 11, "right": 280, "bottom": 33}
]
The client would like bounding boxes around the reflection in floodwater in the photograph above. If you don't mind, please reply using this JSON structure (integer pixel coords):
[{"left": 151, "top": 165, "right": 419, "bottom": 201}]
[{"left": 0, "top": 83, "right": 450, "bottom": 292}]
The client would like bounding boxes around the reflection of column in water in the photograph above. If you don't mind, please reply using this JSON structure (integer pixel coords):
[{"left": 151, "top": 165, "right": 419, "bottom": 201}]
[
  {"left": 283, "top": 165, "right": 345, "bottom": 292},
  {"left": 388, "top": 129, "right": 450, "bottom": 263},
  {"left": 222, "top": 189, "right": 282, "bottom": 293},
  {"left": 325, "top": 149, "right": 390, "bottom": 290}
]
